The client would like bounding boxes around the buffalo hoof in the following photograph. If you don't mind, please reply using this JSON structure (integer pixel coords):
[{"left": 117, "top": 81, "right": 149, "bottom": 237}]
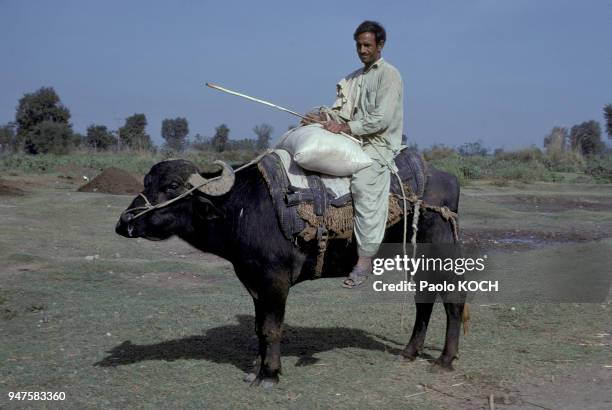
[
  {"left": 431, "top": 357, "right": 455, "bottom": 372},
  {"left": 397, "top": 344, "right": 421, "bottom": 362},
  {"left": 260, "top": 379, "right": 277, "bottom": 389},
  {"left": 393, "top": 353, "right": 417, "bottom": 362},
  {"left": 248, "top": 376, "right": 279, "bottom": 389}
]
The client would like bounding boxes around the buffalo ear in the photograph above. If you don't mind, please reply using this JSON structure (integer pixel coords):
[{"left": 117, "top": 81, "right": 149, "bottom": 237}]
[{"left": 195, "top": 196, "right": 224, "bottom": 220}]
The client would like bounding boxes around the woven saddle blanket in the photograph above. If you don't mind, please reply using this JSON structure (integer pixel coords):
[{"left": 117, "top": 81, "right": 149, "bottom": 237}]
[{"left": 257, "top": 148, "right": 427, "bottom": 241}]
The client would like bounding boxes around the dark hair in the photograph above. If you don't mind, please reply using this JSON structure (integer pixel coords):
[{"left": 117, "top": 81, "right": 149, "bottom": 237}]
[{"left": 353, "top": 20, "right": 386, "bottom": 44}]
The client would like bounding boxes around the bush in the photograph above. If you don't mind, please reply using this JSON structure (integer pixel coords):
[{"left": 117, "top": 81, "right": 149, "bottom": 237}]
[
  {"left": 584, "top": 154, "right": 612, "bottom": 182},
  {"left": 491, "top": 159, "right": 557, "bottom": 183},
  {"left": 426, "top": 146, "right": 564, "bottom": 185},
  {"left": 544, "top": 148, "right": 585, "bottom": 173},
  {"left": 457, "top": 156, "right": 492, "bottom": 180},
  {"left": 423, "top": 144, "right": 456, "bottom": 161},
  {"left": 494, "top": 146, "right": 543, "bottom": 162},
  {"left": 427, "top": 155, "right": 467, "bottom": 186},
  {"left": 24, "top": 121, "right": 75, "bottom": 154}
]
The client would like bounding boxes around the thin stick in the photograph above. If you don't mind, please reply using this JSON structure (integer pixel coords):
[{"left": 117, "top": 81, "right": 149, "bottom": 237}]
[
  {"left": 205, "top": 82, "right": 362, "bottom": 145},
  {"left": 405, "top": 391, "right": 427, "bottom": 399}
]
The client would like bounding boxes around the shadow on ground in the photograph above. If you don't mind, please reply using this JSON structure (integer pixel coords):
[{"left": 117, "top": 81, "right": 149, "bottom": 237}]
[{"left": 95, "top": 314, "right": 402, "bottom": 372}]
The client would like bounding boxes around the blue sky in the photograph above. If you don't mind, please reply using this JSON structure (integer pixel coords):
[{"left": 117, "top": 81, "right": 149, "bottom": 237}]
[{"left": 1, "top": 0, "right": 611, "bottom": 150}]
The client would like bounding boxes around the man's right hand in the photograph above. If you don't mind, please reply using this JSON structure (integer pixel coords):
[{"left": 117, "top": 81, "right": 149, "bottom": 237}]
[{"left": 300, "top": 111, "right": 325, "bottom": 126}]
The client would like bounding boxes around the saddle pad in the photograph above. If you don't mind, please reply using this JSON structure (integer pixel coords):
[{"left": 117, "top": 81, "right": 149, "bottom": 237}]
[{"left": 273, "top": 149, "right": 351, "bottom": 198}]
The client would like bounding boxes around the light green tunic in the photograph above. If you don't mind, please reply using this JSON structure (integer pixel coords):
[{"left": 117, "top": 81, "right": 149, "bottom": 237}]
[{"left": 331, "top": 58, "right": 404, "bottom": 257}]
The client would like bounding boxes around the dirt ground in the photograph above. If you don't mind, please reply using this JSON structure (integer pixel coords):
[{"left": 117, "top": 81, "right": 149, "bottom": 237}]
[{"left": 1, "top": 172, "right": 611, "bottom": 409}]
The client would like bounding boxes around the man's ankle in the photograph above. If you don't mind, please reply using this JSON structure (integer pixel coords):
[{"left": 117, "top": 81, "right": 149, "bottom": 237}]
[{"left": 355, "top": 256, "right": 372, "bottom": 269}]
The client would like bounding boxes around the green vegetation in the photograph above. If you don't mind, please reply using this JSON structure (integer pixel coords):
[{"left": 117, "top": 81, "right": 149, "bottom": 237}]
[
  {"left": 211, "top": 123, "right": 230, "bottom": 152},
  {"left": 85, "top": 124, "right": 117, "bottom": 151},
  {"left": 1, "top": 86, "right": 610, "bottom": 186},
  {"left": 253, "top": 123, "right": 273, "bottom": 150},
  {"left": 14, "top": 87, "right": 75, "bottom": 154},
  {"left": 0, "top": 150, "right": 258, "bottom": 175},
  {"left": 118, "top": 113, "right": 153, "bottom": 151},
  {"left": 2, "top": 144, "right": 609, "bottom": 187},
  {"left": 426, "top": 150, "right": 559, "bottom": 186},
  {"left": 603, "top": 104, "right": 612, "bottom": 139},
  {"left": 161, "top": 117, "right": 189, "bottom": 152},
  {"left": 425, "top": 140, "right": 611, "bottom": 186},
  {"left": 1, "top": 180, "right": 611, "bottom": 408}
]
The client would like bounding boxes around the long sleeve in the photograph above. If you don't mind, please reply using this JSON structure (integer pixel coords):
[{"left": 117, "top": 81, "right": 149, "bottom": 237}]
[{"left": 347, "top": 67, "right": 402, "bottom": 137}]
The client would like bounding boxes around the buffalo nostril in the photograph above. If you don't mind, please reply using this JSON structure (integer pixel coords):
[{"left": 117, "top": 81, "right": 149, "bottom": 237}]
[{"left": 121, "top": 212, "right": 134, "bottom": 224}]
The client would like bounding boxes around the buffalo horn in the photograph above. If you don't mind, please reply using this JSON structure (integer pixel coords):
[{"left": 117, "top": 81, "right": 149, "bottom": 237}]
[{"left": 188, "top": 160, "right": 235, "bottom": 196}]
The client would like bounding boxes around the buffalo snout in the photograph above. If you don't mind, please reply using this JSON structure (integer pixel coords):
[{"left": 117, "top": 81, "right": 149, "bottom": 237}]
[{"left": 116, "top": 210, "right": 136, "bottom": 238}]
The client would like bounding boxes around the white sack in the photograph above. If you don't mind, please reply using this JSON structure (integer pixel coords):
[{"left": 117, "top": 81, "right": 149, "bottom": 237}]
[{"left": 275, "top": 124, "right": 372, "bottom": 176}]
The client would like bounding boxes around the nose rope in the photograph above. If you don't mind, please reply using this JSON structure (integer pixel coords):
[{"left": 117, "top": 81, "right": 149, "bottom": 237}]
[{"left": 122, "top": 178, "right": 219, "bottom": 221}]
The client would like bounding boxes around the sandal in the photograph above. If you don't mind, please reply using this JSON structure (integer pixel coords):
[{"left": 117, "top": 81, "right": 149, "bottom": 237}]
[{"left": 342, "top": 266, "right": 371, "bottom": 289}]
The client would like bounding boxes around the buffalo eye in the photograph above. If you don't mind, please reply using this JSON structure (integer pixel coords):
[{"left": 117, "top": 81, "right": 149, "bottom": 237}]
[{"left": 165, "top": 182, "right": 181, "bottom": 192}]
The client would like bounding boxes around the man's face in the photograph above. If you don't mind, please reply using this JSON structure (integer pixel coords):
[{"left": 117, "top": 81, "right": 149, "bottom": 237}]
[{"left": 355, "top": 32, "right": 384, "bottom": 66}]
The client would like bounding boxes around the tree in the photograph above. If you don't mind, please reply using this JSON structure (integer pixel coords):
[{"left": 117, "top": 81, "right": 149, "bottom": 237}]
[
  {"left": 604, "top": 104, "right": 612, "bottom": 139},
  {"left": 161, "top": 117, "right": 189, "bottom": 151},
  {"left": 211, "top": 124, "right": 229, "bottom": 152},
  {"left": 543, "top": 126, "right": 568, "bottom": 152},
  {"left": 457, "top": 140, "right": 487, "bottom": 156},
  {"left": 15, "top": 87, "right": 71, "bottom": 138},
  {"left": 15, "top": 87, "right": 73, "bottom": 154},
  {"left": 253, "top": 123, "right": 273, "bottom": 150},
  {"left": 118, "top": 114, "right": 152, "bottom": 151},
  {"left": 0, "top": 122, "right": 17, "bottom": 153},
  {"left": 569, "top": 120, "right": 604, "bottom": 156},
  {"left": 85, "top": 125, "right": 117, "bottom": 151},
  {"left": 72, "top": 132, "right": 84, "bottom": 149},
  {"left": 25, "top": 121, "right": 74, "bottom": 154}
]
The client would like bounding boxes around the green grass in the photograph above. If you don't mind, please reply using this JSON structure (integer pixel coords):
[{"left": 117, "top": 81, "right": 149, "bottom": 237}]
[
  {"left": 0, "top": 149, "right": 259, "bottom": 175},
  {"left": 1, "top": 179, "right": 611, "bottom": 408},
  {"left": 3, "top": 149, "right": 612, "bottom": 187},
  {"left": 429, "top": 155, "right": 559, "bottom": 186}
]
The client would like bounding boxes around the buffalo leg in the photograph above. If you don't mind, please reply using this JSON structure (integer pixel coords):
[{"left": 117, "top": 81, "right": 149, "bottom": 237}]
[
  {"left": 247, "top": 284, "right": 288, "bottom": 387},
  {"left": 401, "top": 296, "right": 435, "bottom": 360},
  {"left": 433, "top": 301, "right": 464, "bottom": 370}
]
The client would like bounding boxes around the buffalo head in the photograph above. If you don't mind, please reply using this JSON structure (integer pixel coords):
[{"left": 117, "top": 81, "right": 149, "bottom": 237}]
[{"left": 115, "top": 159, "right": 234, "bottom": 240}]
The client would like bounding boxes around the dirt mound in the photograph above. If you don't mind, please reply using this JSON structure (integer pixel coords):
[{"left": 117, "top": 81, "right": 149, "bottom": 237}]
[
  {"left": 78, "top": 167, "right": 143, "bottom": 195},
  {"left": 56, "top": 164, "right": 96, "bottom": 180},
  {"left": 0, "top": 179, "right": 25, "bottom": 196}
]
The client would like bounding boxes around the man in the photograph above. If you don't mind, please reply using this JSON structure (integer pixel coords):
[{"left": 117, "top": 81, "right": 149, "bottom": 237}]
[{"left": 310, "top": 20, "right": 404, "bottom": 288}]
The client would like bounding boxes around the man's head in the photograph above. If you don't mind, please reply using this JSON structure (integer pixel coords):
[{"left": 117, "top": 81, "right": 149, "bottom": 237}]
[{"left": 353, "top": 21, "right": 386, "bottom": 67}]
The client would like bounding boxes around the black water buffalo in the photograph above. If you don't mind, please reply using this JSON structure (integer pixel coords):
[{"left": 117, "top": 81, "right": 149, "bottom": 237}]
[{"left": 115, "top": 150, "right": 466, "bottom": 387}]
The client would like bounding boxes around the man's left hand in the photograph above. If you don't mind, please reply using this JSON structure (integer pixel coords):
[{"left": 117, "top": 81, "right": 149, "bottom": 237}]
[{"left": 323, "top": 120, "right": 351, "bottom": 135}]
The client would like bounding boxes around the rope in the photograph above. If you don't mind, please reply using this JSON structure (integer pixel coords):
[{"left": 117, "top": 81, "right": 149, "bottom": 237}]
[
  {"left": 410, "top": 199, "right": 422, "bottom": 246},
  {"left": 394, "top": 171, "right": 411, "bottom": 332},
  {"left": 370, "top": 144, "right": 414, "bottom": 332},
  {"left": 122, "top": 149, "right": 274, "bottom": 221},
  {"left": 369, "top": 144, "right": 460, "bottom": 331},
  {"left": 124, "top": 182, "right": 215, "bottom": 220}
]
